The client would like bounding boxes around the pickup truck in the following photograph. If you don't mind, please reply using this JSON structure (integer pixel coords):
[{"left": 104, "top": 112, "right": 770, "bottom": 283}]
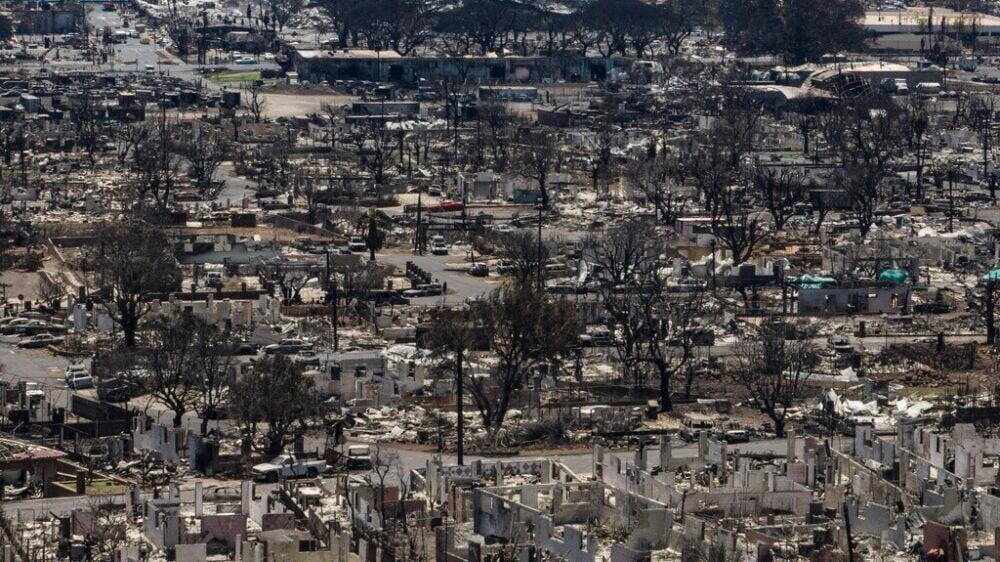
[{"left": 252, "top": 454, "right": 327, "bottom": 482}]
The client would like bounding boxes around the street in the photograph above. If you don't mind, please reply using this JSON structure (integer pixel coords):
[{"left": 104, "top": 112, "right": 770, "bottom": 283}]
[
  {"left": 86, "top": 8, "right": 276, "bottom": 85},
  {"left": 380, "top": 252, "right": 497, "bottom": 305},
  {"left": 0, "top": 7, "right": 280, "bottom": 87},
  {"left": 0, "top": 339, "right": 84, "bottom": 411}
]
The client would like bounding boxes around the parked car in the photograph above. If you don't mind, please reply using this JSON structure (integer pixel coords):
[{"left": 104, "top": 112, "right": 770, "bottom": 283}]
[
  {"left": 363, "top": 290, "right": 410, "bottom": 306},
  {"left": 1, "top": 318, "right": 30, "bottom": 334},
  {"left": 430, "top": 235, "right": 448, "bottom": 255},
  {"left": 294, "top": 349, "right": 321, "bottom": 366},
  {"left": 263, "top": 338, "right": 313, "bottom": 355},
  {"left": 679, "top": 415, "right": 716, "bottom": 442},
  {"left": 65, "top": 363, "right": 88, "bottom": 381},
  {"left": 231, "top": 340, "right": 260, "bottom": 355},
  {"left": 17, "top": 333, "right": 63, "bottom": 348},
  {"left": 66, "top": 371, "right": 94, "bottom": 390},
  {"left": 468, "top": 263, "right": 489, "bottom": 277},
  {"left": 98, "top": 377, "right": 144, "bottom": 402},
  {"left": 403, "top": 283, "right": 443, "bottom": 298},
  {"left": 348, "top": 235, "right": 367, "bottom": 252},
  {"left": 495, "top": 261, "right": 517, "bottom": 276},
  {"left": 345, "top": 445, "right": 373, "bottom": 470},
  {"left": 252, "top": 454, "right": 327, "bottom": 482},
  {"left": 722, "top": 429, "right": 751, "bottom": 444},
  {"left": 17, "top": 319, "right": 65, "bottom": 336}
]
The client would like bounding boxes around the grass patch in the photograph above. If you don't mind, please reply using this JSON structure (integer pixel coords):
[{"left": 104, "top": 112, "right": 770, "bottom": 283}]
[
  {"left": 88, "top": 479, "right": 120, "bottom": 489},
  {"left": 210, "top": 71, "right": 262, "bottom": 84}
]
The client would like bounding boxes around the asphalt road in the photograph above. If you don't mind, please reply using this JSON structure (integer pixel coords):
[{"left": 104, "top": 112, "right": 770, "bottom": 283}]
[
  {"left": 0, "top": 339, "right": 85, "bottom": 410},
  {"left": 0, "top": 7, "right": 278, "bottom": 86},
  {"left": 214, "top": 163, "right": 257, "bottom": 205},
  {"left": 380, "top": 252, "right": 497, "bottom": 305},
  {"left": 89, "top": 8, "right": 277, "bottom": 83}
]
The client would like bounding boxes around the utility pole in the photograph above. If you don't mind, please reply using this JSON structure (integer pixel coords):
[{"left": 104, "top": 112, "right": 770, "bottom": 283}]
[
  {"left": 948, "top": 166, "right": 956, "bottom": 233},
  {"left": 842, "top": 502, "right": 855, "bottom": 562},
  {"left": 456, "top": 346, "right": 464, "bottom": 466},
  {"left": 415, "top": 189, "right": 423, "bottom": 255},
  {"left": 326, "top": 249, "right": 339, "bottom": 351},
  {"left": 536, "top": 203, "right": 543, "bottom": 292},
  {"left": 332, "top": 272, "right": 339, "bottom": 352},
  {"left": 461, "top": 173, "right": 467, "bottom": 231},
  {"left": 367, "top": 207, "right": 377, "bottom": 262},
  {"left": 987, "top": 280, "right": 995, "bottom": 345}
]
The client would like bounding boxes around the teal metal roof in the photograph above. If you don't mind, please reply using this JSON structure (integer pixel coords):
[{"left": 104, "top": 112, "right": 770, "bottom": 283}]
[{"left": 878, "top": 269, "right": 908, "bottom": 284}]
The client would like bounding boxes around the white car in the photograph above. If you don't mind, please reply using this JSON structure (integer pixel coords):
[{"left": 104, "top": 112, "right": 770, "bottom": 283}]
[
  {"left": 66, "top": 371, "right": 94, "bottom": 390},
  {"left": 430, "top": 235, "right": 448, "bottom": 255},
  {"left": 234, "top": 56, "right": 256, "bottom": 65},
  {"left": 65, "top": 363, "right": 88, "bottom": 379}
]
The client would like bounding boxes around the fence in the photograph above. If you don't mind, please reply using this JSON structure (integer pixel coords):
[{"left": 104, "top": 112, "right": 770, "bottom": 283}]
[
  {"left": 71, "top": 395, "right": 131, "bottom": 422},
  {"left": 271, "top": 215, "right": 342, "bottom": 241}
]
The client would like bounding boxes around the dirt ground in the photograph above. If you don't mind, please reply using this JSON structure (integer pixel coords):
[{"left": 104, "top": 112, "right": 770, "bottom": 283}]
[
  {"left": 259, "top": 91, "right": 358, "bottom": 118},
  {"left": 0, "top": 270, "right": 42, "bottom": 304}
]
